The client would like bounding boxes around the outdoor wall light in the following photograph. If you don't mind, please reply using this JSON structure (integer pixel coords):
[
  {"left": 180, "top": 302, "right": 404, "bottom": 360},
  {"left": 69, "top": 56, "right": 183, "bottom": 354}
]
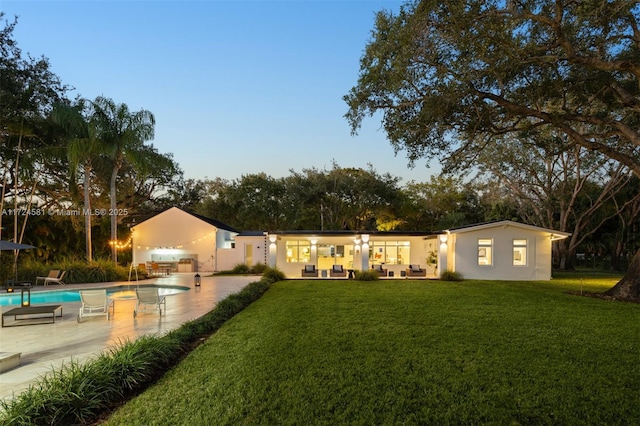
[
  {"left": 269, "top": 235, "right": 277, "bottom": 243},
  {"left": 310, "top": 239, "right": 317, "bottom": 246},
  {"left": 194, "top": 273, "right": 201, "bottom": 287},
  {"left": 361, "top": 234, "right": 370, "bottom": 243},
  {"left": 21, "top": 287, "right": 31, "bottom": 307},
  {"left": 439, "top": 234, "right": 448, "bottom": 243}
]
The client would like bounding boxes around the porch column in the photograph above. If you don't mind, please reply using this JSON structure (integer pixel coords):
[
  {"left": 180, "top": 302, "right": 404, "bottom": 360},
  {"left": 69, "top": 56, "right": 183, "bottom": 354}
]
[
  {"left": 310, "top": 239, "right": 318, "bottom": 265},
  {"left": 360, "top": 234, "right": 370, "bottom": 271},
  {"left": 438, "top": 233, "right": 448, "bottom": 277},
  {"left": 268, "top": 234, "right": 277, "bottom": 268}
]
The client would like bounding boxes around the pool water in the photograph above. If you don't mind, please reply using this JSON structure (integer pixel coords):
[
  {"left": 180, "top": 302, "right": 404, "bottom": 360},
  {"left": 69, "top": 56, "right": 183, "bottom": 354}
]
[{"left": 0, "top": 285, "right": 189, "bottom": 306}]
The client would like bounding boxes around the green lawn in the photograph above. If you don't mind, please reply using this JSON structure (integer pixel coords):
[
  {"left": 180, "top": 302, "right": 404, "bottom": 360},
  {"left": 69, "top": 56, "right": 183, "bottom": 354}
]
[{"left": 105, "top": 276, "right": 639, "bottom": 425}]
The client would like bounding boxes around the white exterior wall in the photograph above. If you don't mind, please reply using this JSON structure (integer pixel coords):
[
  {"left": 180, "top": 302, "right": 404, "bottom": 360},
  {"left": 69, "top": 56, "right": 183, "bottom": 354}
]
[
  {"left": 272, "top": 234, "right": 433, "bottom": 278},
  {"left": 216, "top": 234, "right": 269, "bottom": 271},
  {"left": 132, "top": 207, "right": 238, "bottom": 273},
  {"left": 448, "top": 224, "right": 553, "bottom": 281}
]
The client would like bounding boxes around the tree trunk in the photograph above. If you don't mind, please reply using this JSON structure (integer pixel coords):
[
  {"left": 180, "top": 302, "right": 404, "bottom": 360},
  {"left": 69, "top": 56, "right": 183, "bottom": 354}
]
[
  {"left": 604, "top": 249, "right": 640, "bottom": 300},
  {"left": 110, "top": 166, "right": 118, "bottom": 264},
  {"left": 84, "top": 164, "right": 92, "bottom": 262}
]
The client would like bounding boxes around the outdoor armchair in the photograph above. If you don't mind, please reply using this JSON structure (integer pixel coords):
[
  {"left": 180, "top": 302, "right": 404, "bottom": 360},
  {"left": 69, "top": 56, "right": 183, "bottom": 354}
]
[
  {"left": 301, "top": 265, "right": 318, "bottom": 277},
  {"left": 406, "top": 264, "right": 426, "bottom": 277},
  {"left": 330, "top": 264, "right": 347, "bottom": 277},
  {"left": 372, "top": 264, "right": 388, "bottom": 277}
]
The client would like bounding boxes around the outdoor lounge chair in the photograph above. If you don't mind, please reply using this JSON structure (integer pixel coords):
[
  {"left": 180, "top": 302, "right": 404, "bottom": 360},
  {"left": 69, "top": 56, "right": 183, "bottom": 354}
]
[
  {"left": 43, "top": 270, "right": 65, "bottom": 286},
  {"left": 77, "top": 289, "right": 114, "bottom": 322},
  {"left": 330, "top": 264, "right": 347, "bottom": 277},
  {"left": 301, "top": 265, "right": 318, "bottom": 277},
  {"left": 133, "top": 287, "right": 166, "bottom": 317},
  {"left": 372, "top": 264, "right": 388, "bottom": 277},
  {"left": 35, "top": 270, "right": 61, "bottom": 286},
  {"left": 406, "top": 264, "right": 426, "bottom": 277}
]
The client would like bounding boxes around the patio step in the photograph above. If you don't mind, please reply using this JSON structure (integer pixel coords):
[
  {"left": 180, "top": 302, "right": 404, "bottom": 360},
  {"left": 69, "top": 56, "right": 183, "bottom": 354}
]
[{"left": 0, "top": 352, "right": 21, "bottom": 373}]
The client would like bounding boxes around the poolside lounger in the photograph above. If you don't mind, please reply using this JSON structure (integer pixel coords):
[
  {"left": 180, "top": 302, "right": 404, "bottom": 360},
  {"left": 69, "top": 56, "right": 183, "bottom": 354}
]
[
  {"left": 43, "top": 270, "right": 66, "bottom": 286},
  {"left": 35, "top": 270, "right": 61, "bottom": 286},
  {"left": 133, "top": 287, "right": 166, "bottom": 317},
  {"left": 77, "top": 289, "right": 114, "bottom": 322}
]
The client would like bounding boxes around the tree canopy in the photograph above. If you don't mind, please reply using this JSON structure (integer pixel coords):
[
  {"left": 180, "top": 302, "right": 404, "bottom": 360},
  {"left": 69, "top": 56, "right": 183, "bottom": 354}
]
[
  {"left": 345, "top": 0, "right": 640, "bottom": 174},
  {"left": 345, "top": 0, "right": 640, "bottom": 299}
]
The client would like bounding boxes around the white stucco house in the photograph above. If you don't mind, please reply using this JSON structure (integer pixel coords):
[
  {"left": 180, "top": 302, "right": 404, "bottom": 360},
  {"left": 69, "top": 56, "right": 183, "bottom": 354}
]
[
  {"left": 131, "top": 208, "right": 569, "bottom": 281},
  {"left": 131, "top": 207, "right": 240, "bottom": 273},
  {"left": 264, "top": 220, "right": 569, "bottom": 281},
  {"left": 437, "top": 220, "right": 571, "bottom": 281}
]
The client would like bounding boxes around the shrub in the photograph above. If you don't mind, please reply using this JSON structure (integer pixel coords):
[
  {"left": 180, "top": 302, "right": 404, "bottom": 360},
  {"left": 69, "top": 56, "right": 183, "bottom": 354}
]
[
  {"left": 440, "top": 269, "right": 463, "bottom": 281},
  {"left": 261, "top": 266, "right": 285, "bottom": 283},
  {"left": 17, "top": 257, "right": 129, "bottom": 284},
  {"left": 231, "top": 263, "right": 251, "bottom": 274},
  {"left": 355, "top": 270, "right": 379, "bottom": 281},
  {"left": 250, "top": 263, "right": 268, "bottom": 274}
]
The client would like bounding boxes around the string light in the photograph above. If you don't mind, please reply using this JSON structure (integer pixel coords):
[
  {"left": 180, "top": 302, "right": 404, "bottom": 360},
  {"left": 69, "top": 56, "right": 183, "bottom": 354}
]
[
  {"left": 109, "top": 235, "right": 132, "bottom": 250},
  {"left": 134, "top": 232, "right": 216, "bottom": 250}
]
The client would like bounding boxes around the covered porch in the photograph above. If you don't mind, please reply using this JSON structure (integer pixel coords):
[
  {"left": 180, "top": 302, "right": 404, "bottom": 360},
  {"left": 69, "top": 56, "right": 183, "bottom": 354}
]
[{"left": 266, "top": 231, "right": 439, "bottom": 279}]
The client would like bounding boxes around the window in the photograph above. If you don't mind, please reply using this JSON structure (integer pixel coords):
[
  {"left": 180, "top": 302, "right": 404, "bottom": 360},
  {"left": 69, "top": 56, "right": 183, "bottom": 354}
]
[
  {"left": 370, "top": 241, "right": 410, "bottom": 265},
  {"left": 478, "top": 239, "right": 493, "bottom": 265},
  {"left": 513, "top": 239, "right": 527, "bottom": 266},
  {"left": 286, "top": 240, "right": 311, "bottom": 263},
  {"left": 317, "top": 244, "right": 353, "bottom": 269}
]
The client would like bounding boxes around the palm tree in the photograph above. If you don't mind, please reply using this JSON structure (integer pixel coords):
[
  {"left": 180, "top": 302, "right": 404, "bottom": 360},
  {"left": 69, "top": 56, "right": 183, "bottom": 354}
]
[
  {"left": 89, "top": 96, "right": 155, "bottom": 263},
  {"left": 51, "top": 100, "right": 103, "bottom": 261}
]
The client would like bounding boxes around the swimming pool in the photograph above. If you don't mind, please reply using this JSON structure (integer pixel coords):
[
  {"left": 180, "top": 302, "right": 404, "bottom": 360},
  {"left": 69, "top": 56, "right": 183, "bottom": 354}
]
[{"left": 0, "top": 285, "right": 190, "bottom": 306}]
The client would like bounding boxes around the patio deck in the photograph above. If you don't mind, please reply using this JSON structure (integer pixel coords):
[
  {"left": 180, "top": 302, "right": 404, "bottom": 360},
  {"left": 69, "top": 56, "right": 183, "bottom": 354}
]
[{"left": 0, "top": 273, "right": 257, "bottom": 401}]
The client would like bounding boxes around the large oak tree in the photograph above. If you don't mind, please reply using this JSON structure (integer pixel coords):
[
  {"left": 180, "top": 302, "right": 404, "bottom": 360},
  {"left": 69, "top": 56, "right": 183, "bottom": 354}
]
[{"left": 345, "top": 0, "right": 640, "bottom": 299}]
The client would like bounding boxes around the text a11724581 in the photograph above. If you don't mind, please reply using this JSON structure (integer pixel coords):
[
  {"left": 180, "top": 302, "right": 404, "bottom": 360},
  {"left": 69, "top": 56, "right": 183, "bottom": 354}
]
[{"left": 1, "top": 208, "right": 129, "bottom": 216}]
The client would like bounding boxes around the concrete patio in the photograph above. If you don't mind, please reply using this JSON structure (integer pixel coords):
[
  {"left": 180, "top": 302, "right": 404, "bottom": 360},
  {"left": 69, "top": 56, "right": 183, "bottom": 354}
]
[{"left": 0, "top": 273, "right": 257, "bottom": 401}]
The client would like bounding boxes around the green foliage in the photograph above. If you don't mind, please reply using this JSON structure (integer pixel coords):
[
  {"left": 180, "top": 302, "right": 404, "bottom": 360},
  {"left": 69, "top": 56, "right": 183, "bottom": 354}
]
[
  {"left": 250, "top": 262, "right": 268, "bottom": 274},
  {"left": 439, "top": 269, "right": 463, "bottom": 281},
  {"left": 220, "top": 263, "right": 271, "bottom": 276},
  {"left": 345, "top": 0, "right": 640, "bottom": 175},
  {"left": 17, "top": 257, "right": 130, "bottom": 284},
  {"left": 402, "top": 176, "right": 485, "bottom": 230},
  {"left": 231, "top": 263, "right": 251, "bottom": 274},
  {"left": 354, "top": 269, "right": 379, "bottom": 281},
  {"left": 0, "top": 275, "right": 278, "bottom": 425},
  {"left": 197, "top": 163, "right": 403, "bottom": 231},
  {"left": 0, "top": 337, "right": 181, "bottom": 426},
  {"left": 261, "top": 266, "right": 285, "bottom": 283}
]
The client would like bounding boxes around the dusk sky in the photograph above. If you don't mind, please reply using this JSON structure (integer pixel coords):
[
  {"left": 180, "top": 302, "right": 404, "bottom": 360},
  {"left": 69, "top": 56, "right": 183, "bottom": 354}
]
[{"left": 3, "top": 0, "right": 439, "bottom": 184}]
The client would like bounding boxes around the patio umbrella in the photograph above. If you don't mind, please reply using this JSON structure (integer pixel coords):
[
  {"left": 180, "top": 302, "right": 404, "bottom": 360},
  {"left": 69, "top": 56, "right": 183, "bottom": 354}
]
[
  {"left": 0, "top": 240, "right": 35, "bottom": 283},
  {"left": 0, "top": 240, "right": 35, "bottom": 250}
]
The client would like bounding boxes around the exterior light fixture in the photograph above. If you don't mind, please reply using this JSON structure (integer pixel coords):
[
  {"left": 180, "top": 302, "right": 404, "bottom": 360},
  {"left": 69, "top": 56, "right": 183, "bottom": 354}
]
[
  {"left": 21, "top": 287, "right": 31, "bottom": 307},
  {"left": 439, "top": 234, "right": 448, "bottom": 243},
  {"left": 194, "top": 273, "right": 201, "bottom": 287}
]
